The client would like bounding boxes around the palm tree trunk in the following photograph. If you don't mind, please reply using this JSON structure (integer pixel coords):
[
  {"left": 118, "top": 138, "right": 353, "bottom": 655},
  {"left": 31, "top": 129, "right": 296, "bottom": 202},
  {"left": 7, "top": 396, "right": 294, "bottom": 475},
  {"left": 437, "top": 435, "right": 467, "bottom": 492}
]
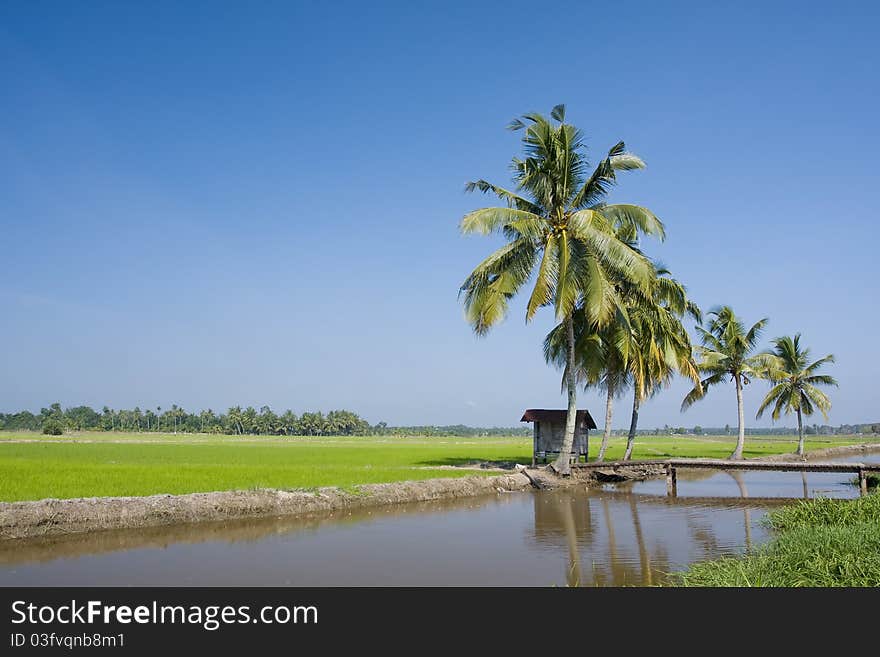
[
  {"left": 796, "top": 407, "right": 805, "bottom": 456},
  {"left": 623, "top": 389, "right": 640, "bottom": 461},
  {"left": 730, "top": 374, "right": 745, "bottom": 460},
  {"left": 597, "top": 384, "right": 614, "bottom": 462},
  {"left": 553, "top": 315, "right": 578, "bottom": 475}
]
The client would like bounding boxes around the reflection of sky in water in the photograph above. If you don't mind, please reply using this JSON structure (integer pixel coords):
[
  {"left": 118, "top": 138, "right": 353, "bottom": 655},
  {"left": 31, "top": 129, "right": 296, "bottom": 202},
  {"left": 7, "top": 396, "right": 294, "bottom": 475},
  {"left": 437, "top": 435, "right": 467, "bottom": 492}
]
[{"left": 0, "top": 451, "right": 877, "bottom": 587}]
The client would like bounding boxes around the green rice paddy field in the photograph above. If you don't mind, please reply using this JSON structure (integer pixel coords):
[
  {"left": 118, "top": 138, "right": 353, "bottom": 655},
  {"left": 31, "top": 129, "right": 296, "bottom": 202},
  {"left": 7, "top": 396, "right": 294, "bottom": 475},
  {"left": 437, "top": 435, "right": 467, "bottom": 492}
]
[{"left": 0, "top": 432, "right": 875, "bottom": 502}]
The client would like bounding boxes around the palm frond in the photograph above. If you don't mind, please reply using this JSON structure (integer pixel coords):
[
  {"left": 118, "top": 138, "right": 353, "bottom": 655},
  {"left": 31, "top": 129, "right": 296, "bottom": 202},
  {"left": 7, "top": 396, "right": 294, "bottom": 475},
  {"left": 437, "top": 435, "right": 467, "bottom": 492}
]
[
  {"left": 460, "top": 237, "right": 537, "bottom": 335},
  {"left": 804, "top": 354, "right": 835, "bottom": 375},
  {"left": 744, "top": 317, "right": 769, "bottom": 350},
  {"left": 802, "top": 384, "right": 832, "bottom": 419},
  {"left": 803, "top": 374, "right": 838, "bottom": 387},
  {"left": 550, "top": 104, "right": 566, "bottom": 122},
  {"left": 554, "top": 229, "right": 578, "bottom": 320},
  {"left": 526, "top": 235, "right": 558, "bottom": 321},
  {"left": 756, "top": 383, "right": 787, "bottom": 419},
  {"left": 600, "top": 204, "right": 666, "bottom": 242},
  {"left": 460, "top": 207, "right": 542, "bottom": 236},
  {"left": 609, "top": 152, "right": 646, "bottom": 171},
  {"left": 463, "top": 180, "right": 542, "bottom": 214},
  {"left": 567, "top": 210, "right": 654, "bottom": 289}
]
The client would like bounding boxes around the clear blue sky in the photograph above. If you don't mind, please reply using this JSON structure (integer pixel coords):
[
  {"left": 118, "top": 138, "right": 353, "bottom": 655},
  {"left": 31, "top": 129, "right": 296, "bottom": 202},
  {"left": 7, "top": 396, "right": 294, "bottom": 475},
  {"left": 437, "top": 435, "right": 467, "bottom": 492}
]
[{"left": 2, "top": 1, "right": 878, "bottom": 428}]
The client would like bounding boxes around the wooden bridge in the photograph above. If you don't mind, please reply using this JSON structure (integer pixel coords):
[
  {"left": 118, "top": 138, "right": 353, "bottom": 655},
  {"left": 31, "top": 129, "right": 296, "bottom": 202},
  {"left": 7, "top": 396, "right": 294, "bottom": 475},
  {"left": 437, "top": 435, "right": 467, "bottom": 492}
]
[{"left": 572, "top": 458, "right": 880, "bottom": 497}]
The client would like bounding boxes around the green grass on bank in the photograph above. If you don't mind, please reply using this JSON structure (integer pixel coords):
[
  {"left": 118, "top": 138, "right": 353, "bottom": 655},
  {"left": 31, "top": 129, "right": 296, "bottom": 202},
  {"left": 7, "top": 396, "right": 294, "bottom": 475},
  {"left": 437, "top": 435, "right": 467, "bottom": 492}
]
[
  {"left": 677, "top": 493, "right": 880, "bottom": 586},
  {"left": 0, "top": 435, "right": 525, "bottom": 502},
  {"left": 0, "top": 431, "right": 875, "bottom": 502}
]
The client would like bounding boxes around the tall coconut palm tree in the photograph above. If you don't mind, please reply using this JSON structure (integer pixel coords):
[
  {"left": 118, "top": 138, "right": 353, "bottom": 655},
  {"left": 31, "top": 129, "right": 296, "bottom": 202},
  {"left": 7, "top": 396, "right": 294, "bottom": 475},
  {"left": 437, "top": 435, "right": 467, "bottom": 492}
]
[
  {"left": 756, "top": 334, "right": 836, "bottom": 456},
  {"left": 682, "top": 306, "right": 769, "bottom": 460},
  {"left": 460, "top": 105, "right": 661, "bottom": 474}
]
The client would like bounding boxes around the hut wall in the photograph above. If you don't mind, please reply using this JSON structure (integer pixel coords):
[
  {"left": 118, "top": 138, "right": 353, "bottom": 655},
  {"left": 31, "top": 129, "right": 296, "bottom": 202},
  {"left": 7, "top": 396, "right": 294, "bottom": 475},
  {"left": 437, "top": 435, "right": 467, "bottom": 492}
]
[{"left": 535, "top": 421, "right": 588, "bottom": 455}]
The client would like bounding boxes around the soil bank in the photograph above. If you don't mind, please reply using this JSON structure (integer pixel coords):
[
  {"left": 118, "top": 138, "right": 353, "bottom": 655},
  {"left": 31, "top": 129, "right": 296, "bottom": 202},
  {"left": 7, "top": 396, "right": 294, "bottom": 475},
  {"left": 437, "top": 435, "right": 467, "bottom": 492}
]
[{"left": 0, "top": 472, "right": 540, "bottom": 541}]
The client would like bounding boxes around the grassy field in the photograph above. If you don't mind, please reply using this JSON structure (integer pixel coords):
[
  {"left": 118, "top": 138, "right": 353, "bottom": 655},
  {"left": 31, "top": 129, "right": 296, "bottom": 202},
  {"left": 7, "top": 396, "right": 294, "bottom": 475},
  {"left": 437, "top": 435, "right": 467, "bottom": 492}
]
[
  {"left": 677, "top": 491, "right": 880, "bottom": 586},
  {"left": 0, "top": 431, "right": 875, "bottom": 502}
]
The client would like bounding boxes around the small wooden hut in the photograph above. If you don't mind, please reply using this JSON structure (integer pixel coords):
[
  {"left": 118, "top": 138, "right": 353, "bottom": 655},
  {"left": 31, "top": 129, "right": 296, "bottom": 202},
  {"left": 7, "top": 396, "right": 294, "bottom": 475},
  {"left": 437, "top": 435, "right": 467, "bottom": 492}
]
[{"left": 521, "top": 409, "right": 597, "bottom": 466}]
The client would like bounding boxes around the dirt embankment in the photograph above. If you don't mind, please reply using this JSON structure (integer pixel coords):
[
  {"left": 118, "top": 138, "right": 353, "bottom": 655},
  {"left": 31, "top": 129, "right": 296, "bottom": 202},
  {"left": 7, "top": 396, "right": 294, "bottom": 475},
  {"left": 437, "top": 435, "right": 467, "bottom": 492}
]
[{"left": 0, "top": 473, "right": 536, "bottom": 541}]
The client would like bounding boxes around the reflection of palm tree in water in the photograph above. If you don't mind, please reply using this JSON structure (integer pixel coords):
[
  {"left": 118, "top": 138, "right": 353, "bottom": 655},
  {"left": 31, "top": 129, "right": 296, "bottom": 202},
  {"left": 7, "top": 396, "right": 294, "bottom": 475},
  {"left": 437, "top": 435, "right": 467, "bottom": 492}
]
[
  {"left": 551, "top": 492, "right": 671, "bottom": 586},
  {"left": 556, "top": 494, "right": 617, "bottom": 586},
  {"left": 559, "top": 494, "right": 583, "bottom": 587},
  {"left": 532, "top": 491, "right": 598, "bottom": 586},
  {"left": 685, "top": 471, "right": 754, "bottom": 557},
  {"left": 728, "top": 471, "right": 752, "bottom": 552},
  {"left": 628, "top": 495, "right": 652, "bottom": 586},
  {"left": 685, "top": 513, "right": 723, "bottom": 556},
  {"left": 602, "top": 496, "right": 674, "bottom": 586},
  {"left": 601, "top": 498, "right": 619, "bottom": 586}
]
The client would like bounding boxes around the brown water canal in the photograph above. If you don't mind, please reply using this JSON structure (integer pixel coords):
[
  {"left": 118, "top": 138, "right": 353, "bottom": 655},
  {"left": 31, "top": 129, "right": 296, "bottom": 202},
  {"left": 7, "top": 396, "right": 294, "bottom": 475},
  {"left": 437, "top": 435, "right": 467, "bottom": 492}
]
[{"left": 1, "top": 452, "right": 877, "bottom": 587}]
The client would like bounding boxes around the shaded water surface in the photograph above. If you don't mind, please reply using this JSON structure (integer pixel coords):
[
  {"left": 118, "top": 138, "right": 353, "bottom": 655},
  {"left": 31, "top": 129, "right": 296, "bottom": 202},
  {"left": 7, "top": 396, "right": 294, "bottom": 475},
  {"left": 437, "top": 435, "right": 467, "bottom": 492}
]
[{"left": 1, "top": 452, "right": 876, "bottom": 586}]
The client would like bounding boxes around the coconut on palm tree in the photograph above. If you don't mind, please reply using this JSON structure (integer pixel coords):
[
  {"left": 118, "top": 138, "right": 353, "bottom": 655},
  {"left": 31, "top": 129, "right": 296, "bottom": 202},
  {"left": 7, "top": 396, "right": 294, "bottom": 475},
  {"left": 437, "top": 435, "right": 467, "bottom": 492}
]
[
  {"left": 682, "top": 306, "right": 769, "bottom": 460},
  {"left": 460, "top": 105, "right": 661, "bottom": 474},
  {"left": 756, "top": 334, "right": 836, "bottom": 456}
]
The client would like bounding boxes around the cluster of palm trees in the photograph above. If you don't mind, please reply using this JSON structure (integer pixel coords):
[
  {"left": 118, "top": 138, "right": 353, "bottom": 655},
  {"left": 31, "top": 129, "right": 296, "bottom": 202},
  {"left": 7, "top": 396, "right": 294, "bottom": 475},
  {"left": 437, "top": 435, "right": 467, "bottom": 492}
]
[
  {"left": 222, "top": 407, "right": 369, "bottom": 436},
  {"left": 684, "top": 317, "right": 836, "bottom": 457},
  {"left": 15, "top": 404, "right": 373, "bottom": 436},
  {"left": 460, "top": 106, "right": 836, "bottom": 468}
]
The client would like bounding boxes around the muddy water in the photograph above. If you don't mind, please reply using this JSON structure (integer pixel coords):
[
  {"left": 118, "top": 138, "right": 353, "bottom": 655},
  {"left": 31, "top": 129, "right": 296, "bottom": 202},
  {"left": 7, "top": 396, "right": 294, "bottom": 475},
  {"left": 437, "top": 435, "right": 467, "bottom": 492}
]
[{"left": 1, "top": 452, "right": 877, "bottom": 587}]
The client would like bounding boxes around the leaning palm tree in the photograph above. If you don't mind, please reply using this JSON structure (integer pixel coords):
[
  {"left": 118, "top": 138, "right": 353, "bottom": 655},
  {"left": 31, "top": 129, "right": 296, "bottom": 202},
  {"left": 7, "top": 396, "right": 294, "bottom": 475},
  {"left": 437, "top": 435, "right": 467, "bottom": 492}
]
[
  {"left": 756, "top": 334, "right": 836, "bottom": 456},
  {"left": 682, "top": 306, "right": 768, "bottom": 460},
  {"left": 543, "top": 306, "right": 629, "bottom": 462},
  {"left": 593, "top": 329, "right": 631, "bottom": 462},
  {"left": 621, "top": 268, "right": 701, "bottom": 460},
  {"left": 546, "top": 266, "right": 699, "bottom": 462},
  {"left": 460, "top": 105, "right": 661, "bottom": 474}
]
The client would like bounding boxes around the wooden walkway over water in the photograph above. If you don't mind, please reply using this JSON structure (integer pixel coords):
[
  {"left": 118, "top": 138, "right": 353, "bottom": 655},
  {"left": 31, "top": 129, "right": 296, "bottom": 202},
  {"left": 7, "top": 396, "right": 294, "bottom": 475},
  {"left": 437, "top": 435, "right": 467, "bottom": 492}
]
[{"left": 572, "top": 458, "right": 880, "bottom": 497}]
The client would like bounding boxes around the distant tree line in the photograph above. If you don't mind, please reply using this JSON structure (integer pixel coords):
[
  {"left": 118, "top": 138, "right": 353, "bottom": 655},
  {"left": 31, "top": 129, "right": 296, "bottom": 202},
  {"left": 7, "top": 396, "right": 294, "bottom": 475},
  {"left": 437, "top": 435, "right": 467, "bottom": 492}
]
[
  {"left": 0, "top": 404, "right": 875, "bottom": 437},
  {"left": 378, "top": 425, "right": 531, "bottom": 437},
  {"left": 0, "top": 404, "right": 536, "bottom": 437},
  {"left": 0, "top": 404, "right": 374, "bottom": 436}
]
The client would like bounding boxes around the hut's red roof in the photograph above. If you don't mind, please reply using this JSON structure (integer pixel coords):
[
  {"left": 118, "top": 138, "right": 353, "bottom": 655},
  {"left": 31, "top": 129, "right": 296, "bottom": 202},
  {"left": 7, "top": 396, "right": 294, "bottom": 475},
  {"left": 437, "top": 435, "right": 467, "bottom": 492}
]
[{"left": 520, "top": 409, "right": 597, "bottom": 430}]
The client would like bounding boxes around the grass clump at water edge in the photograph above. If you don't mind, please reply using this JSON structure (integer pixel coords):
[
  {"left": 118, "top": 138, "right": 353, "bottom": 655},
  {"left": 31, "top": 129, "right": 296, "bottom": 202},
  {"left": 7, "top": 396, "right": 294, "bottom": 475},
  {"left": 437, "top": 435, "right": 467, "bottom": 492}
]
[{"left": 676, "top": 493, "right": 880, "bottom": 587}]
